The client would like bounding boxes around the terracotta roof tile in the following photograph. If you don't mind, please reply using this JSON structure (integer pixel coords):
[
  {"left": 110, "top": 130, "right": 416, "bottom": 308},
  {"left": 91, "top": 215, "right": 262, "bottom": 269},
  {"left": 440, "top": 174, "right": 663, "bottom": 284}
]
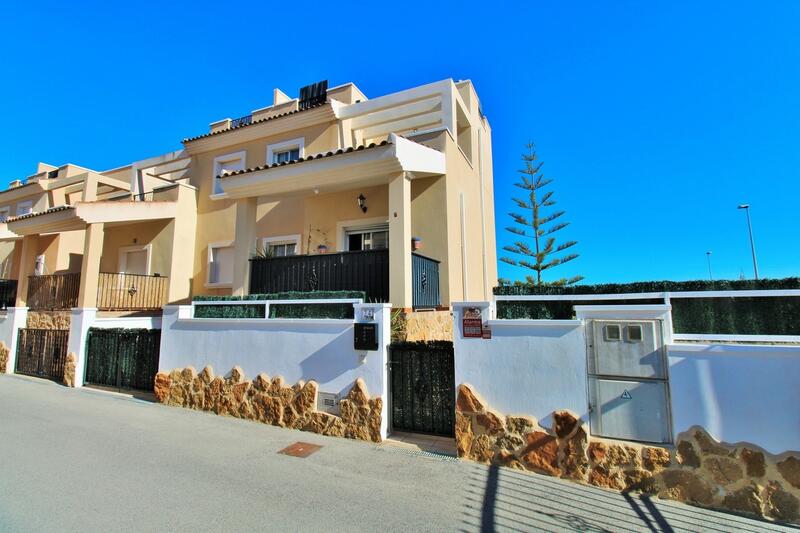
[
  {"left": 6, "top": 205, "right": 74, "bottom": 223},
  {"left": 183, "top": 102, "right": 328, "bottom": 143},
  {"left": 218, "top": 140, "right": 392, "bottom": 180}
]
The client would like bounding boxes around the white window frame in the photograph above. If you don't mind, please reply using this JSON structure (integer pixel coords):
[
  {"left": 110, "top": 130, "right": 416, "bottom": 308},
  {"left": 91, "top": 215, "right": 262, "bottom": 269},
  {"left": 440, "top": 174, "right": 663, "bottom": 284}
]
[
  {"left": 266, "top": 137, "right": 305, "bottom": 165},
  {"left": 212, "top": 151, "right": 247, "bottom": 196},
  {"left": 261, "top": 234, "right": 302, "bottom": 257},
  {"left": 118, "top": 244, "right": 152, "bottom": 275},
  {"left": 206, "top": 240, "right": 235, "bottom": 288},
  {"left": 336, "top": 217, "right": 390, "bottom": 252},
  {"left": 16, "top": 201, "right": 33, "bottom": 216},
  {"left": 0, "top": 207, "right": 10, "bottom": 222}
]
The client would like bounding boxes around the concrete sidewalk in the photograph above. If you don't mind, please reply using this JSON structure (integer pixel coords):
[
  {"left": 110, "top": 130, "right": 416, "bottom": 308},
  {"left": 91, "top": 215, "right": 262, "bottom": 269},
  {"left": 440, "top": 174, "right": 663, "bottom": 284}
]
[{"left": 0, "top": 374, "right": 796, "bottom": 533}]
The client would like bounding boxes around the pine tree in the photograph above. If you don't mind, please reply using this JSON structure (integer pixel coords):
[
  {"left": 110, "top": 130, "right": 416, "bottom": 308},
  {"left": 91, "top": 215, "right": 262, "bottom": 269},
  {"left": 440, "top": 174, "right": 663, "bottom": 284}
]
[{"left": 500, "top": 142, "right": 583, "bottom": 286}]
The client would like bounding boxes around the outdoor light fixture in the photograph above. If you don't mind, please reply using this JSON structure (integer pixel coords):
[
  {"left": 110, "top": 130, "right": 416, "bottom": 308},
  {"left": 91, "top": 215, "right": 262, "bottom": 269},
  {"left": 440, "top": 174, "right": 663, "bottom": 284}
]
[
  {"left": 313, "top": 187, "right": 319, "bottom": 195},
  {"left": 737, "top": 203, "right": 759, "bottom": 280},
  {"left": 357, "top": 193, "right": 367, "bottom": 213}
]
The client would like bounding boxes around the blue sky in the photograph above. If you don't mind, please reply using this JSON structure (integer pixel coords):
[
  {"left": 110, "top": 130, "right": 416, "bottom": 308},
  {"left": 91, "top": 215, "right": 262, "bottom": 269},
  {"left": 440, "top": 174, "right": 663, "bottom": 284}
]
[{"left": 1, "top": 1, "right": 798, "bottom": 284}]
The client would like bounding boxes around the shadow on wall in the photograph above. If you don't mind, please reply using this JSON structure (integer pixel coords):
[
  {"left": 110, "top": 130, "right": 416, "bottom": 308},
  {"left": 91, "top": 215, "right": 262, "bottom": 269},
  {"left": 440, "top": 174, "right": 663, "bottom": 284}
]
[{"left": 299, "top": 345, "right": 363, "bottom": 393}]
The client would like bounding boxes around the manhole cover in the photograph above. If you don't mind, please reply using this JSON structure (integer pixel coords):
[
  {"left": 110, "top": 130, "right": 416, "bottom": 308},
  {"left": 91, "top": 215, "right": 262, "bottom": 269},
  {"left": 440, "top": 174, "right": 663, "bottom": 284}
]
[{"left": 278, "top": 442, "right": 322, "bottom": 458}]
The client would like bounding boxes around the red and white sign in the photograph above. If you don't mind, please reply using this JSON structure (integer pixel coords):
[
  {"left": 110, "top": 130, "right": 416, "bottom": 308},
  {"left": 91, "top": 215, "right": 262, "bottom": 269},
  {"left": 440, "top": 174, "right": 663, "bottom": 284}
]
[{"left": 462, "top": 318, "right": 483, "bottom": 338}]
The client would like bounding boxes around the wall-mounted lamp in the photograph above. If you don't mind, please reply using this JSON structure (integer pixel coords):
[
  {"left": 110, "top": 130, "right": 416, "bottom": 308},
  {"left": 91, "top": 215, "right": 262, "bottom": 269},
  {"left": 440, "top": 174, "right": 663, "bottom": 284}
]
[
  {"left": 357, "top": 193, "right": 367, "bottom": 213},
  {"left": 313, "top": 187, "right": 320, "bottom": 195}
]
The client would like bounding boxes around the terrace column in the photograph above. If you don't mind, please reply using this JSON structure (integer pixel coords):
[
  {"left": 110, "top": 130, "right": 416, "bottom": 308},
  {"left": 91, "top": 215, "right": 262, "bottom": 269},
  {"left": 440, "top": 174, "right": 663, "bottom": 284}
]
[
  {"left": 15, "top": 234, "right": 39, "bottom": 307},
  {"left": 232, "top": 197, "right": 257, "bottom": 297},
  {"left": 389, "top": 173, "right": 412, "bottom": 309},
  {"left": 77, "top": 222, "right": 104, "bottom": 308}
]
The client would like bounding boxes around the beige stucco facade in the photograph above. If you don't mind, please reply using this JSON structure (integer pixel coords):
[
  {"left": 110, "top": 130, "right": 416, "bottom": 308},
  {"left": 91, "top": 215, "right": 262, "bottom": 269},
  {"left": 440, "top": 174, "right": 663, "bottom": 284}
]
[{"left": 2, "top": 77, "right": 497, "bottom": 310}]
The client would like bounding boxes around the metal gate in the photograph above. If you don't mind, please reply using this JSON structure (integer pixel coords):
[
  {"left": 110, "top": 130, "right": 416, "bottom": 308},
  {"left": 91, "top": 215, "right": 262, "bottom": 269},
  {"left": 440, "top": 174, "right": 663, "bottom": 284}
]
[
  {"left": 84, "top": 328, "right": 161, "bottom": 392},
  {"left": 389, "top": 341, "right": 455, "bottom": 437},
  {"left": 15, "top": 328, "right": 69, "bottom": 380}
]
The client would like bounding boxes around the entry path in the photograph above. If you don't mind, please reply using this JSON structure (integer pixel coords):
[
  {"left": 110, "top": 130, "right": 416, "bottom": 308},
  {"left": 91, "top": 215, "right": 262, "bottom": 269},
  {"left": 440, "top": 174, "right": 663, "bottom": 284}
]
[{"left": 0, "top": 375, "right": 795, "bottom": 533}]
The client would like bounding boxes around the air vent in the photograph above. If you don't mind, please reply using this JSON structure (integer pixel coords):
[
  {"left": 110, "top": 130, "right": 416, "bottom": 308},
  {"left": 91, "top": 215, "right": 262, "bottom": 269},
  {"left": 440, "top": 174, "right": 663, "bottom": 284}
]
[{"left": 317, "top": 391, "right": 340, "bottom": 415}]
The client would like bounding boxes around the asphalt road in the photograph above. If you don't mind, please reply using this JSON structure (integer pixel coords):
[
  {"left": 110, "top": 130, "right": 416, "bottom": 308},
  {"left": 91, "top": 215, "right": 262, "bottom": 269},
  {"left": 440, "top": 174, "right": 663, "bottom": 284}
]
[{"left": 0, "top": 374, "right": 795, "bottom": 533}]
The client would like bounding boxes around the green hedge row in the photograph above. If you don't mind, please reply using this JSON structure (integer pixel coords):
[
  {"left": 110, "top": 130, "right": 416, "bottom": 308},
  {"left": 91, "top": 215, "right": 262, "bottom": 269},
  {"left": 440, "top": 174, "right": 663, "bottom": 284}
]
[
  {"left": 494, "top": 279, "right": 800, "bottom": 335},
  {"left": 494, "top": 278, "right": 800, "bottom": 296},
  {"left": 193, "top": 291, "right": 365, "bottom": 319}
]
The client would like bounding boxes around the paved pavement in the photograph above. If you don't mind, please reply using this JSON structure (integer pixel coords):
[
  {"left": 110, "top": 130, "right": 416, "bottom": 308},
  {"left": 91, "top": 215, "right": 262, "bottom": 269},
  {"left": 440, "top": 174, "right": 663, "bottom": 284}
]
[{"left": 0, "top": 374, "right": 796, "bottom": 533}]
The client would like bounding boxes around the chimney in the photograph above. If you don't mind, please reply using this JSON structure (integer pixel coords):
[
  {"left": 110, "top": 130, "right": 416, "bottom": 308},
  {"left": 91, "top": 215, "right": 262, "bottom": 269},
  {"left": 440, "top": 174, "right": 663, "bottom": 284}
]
[{"left": 273, "top": 88, "right": 291, "bottom": 106}]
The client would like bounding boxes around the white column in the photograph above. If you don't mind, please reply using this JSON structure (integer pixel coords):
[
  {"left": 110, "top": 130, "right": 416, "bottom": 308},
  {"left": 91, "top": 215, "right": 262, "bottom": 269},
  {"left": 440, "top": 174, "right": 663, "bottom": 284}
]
[
  {"left": 3, "top": 307, "right": 28, "bottom": 374},
  {"left": 389, "top": 173, "right": 412, "bottom": 309},
  {"left": 354, "top": 302, "right": 392, "bottom": 440},
  {"left": 68, "top": 307, "right": 97, "bottom": 387}
]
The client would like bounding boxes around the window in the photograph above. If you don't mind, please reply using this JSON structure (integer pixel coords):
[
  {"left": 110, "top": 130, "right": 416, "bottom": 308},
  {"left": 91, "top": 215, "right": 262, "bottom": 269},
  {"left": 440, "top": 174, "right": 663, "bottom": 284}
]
[
  {"left": 261, "top": 235, "right": 301, "bottom": 257},
  {"left": 0, "top": 207, "right": 9, "bottom": 222},
  {"left": 346, "top": 225, "right": 389, "bottom": 251},
  {"left": 626, "top": 324, "right": 643, "bottom": 343},
  {"left": 207, "top": 242, "right": 234, "bottom": 286},
  {"left": 16, "top": 201, "right": 33, "bottom": 216},
  {"left": 604, "top": 324, "right": 621, "bottom": 342},
  {"left": 273, "top": 148, "right": 300, "bottom": 164},
  {"left": 267, "top": 138, "right": 304, "bottom": 166},
  {"left": 212, "top": 151, "right": 246, "bottom": 195}
]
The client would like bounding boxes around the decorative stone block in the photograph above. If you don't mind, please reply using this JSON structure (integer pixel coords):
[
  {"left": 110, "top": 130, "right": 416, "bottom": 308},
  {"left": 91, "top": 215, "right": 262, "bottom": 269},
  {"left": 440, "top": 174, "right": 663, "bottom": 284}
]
[
  {"left": 63, "top": 353, "right": 77, "bottom": 388},
  {"left": 778, "top": 457, "right": 800, "bottom": 490}
]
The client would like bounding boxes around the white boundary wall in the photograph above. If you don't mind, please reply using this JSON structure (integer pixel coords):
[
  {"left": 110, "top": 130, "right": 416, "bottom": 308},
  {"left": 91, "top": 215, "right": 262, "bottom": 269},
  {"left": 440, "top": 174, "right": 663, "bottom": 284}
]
[
  {"left": 668, "top": 343, "right": 800, "bottom": 454},
  {"left": 453, "top": 302, "right": 589, "bottom": 428},
  {"left": 0, "top": 307, "right": 28, "bottom": 374},
  {"left": 454, "top": 299, "right": 800, "bottom": 454},
  {"left": 159, "top": 303, "right": 391, "bottom": 438}
]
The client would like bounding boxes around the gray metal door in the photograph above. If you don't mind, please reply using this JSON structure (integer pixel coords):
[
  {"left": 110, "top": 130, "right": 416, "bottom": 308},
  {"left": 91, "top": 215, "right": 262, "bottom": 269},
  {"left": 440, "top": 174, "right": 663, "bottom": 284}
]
[{"left": 587, "top": 320, "right": 672, "bottom": 444}]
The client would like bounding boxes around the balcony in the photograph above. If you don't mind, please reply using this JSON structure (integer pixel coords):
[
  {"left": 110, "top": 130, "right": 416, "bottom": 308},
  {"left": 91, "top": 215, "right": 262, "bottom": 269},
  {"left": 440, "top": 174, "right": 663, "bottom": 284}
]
[
  {"left": 249, "top": 250, "right": 440, "bottom": 309},
  {"left": 25, "top": 272, "right": 168, "bottom": 311},
  {"left": 96, "top": 273, "right": 168, "bottom": 311}
]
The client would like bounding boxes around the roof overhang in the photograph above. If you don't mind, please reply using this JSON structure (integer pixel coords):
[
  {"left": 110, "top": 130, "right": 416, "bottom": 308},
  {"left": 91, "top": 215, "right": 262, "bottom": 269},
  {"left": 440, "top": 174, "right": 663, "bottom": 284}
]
[
  {"left": 6, "top": 201, "right": 179, "bottom": 236},
  {"left": 218, "top": 133, "right": 446, "bottom": 200},
  {"left": 0, "top": 223, "right": 22, "bottom": 241}
]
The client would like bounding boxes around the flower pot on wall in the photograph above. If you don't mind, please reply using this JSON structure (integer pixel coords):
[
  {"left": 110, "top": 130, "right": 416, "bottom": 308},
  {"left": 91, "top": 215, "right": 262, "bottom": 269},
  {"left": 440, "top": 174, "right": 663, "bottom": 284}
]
[
  {"left": 317, "top": 244, "right": 328, "bottom": 254},
  {"left": 412, "top": 237, "right": 422, "bottom": 251}
]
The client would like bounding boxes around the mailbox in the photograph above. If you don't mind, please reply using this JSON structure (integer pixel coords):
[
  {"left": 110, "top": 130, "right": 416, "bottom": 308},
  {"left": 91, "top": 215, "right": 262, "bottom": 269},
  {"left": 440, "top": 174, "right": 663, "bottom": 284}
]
[{"left": 354, "top": 323, "right": 378, "bottom": 351}]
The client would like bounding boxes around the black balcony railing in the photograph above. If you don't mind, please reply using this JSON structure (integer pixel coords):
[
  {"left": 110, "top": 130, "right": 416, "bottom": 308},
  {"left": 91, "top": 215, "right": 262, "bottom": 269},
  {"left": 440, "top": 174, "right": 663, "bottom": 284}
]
[
  {"left": 412, "top": 253, "right": 441, "bottom": 309},
  {"left": 250, "top": 249, "right": 441, "bottom": 308},
  {"left": 231, "top": 115, "right": 253, "bottom": 129},
  {"left": 250, "top": 249, "right": 390, "bottom": 303},
  {"left": 0, "top": 279, "right": 17, "bottom": 309}
]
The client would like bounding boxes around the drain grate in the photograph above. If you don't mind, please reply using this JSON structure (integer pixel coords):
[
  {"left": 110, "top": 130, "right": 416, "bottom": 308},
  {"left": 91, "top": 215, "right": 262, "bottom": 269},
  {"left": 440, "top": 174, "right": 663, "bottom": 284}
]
[
  {"left": 278, "top": 442, "right": 322, "bottom": 458},
  {"left": 377, "top": 445, "right": 459, "bottom": 462}
]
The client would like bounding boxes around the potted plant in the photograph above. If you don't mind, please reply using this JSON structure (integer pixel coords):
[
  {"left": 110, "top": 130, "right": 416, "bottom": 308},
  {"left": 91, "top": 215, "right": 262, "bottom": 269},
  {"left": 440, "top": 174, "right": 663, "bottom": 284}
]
[
  {"left": 412, "top": 236, "right": 422, "bottom": 251},
  {"left": 317, "top": 244, "right": 328, "bottom": 254}
]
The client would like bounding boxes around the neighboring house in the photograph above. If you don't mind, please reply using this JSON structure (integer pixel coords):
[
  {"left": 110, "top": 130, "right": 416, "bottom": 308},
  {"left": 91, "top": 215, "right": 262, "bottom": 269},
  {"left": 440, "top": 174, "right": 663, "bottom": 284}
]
[{"left": 0, "top": 155, "right": 196, "bottom": 313}]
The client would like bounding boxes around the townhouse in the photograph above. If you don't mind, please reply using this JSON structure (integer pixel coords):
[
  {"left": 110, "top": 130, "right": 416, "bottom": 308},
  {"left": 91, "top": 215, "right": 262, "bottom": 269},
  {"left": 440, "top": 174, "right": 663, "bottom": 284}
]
[{"left": 0, "top": 77, "right": 496, "bottom": 389}]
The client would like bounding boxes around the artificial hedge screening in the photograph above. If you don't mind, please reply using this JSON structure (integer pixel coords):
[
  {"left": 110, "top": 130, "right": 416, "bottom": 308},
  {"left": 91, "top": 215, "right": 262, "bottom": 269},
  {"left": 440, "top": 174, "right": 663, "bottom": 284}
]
[
  {"left": 192, "top": 291, "right": 366, "bottom": 319},
  {"left": 494, "top": 278, "right": 800, "bottom": 335}
]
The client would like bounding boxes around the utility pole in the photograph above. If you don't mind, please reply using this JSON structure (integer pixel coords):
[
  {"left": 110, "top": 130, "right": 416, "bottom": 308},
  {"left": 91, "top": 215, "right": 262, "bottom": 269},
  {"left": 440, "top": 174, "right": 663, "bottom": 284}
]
[{"left": 737, "top": 204, "right": 759, "bottom": 280}]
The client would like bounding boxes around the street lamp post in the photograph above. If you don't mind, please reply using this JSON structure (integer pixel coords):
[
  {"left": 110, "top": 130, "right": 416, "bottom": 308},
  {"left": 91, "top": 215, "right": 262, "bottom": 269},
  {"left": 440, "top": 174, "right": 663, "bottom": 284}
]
[
  {"left": 737, "top": 204, "right": 759, "bottom": 280},
  {"left": 706, "top": 251, "right": 713, "bottom": 281}
]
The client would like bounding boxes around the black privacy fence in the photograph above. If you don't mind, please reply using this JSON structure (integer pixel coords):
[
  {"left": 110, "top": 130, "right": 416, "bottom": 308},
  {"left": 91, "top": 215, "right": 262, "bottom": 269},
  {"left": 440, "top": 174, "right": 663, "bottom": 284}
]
[
  {"left": 494, "top": 278, "right": 800, "bottom": 335},
  {"left": 84, "top": 328, "right": 161, "bottom": 391},
  {"left": 0, "top": 279, "right": 17, "bottom": 308},
  {"left": 192, "top": 291, "right": 366, "bottom": 320}
]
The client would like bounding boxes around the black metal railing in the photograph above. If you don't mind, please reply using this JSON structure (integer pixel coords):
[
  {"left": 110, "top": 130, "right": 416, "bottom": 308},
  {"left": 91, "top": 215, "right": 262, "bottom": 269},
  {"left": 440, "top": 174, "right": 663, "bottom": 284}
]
[
  {"left": 0, "top": 278, "right": 17, "bottom": 309},
  {"left": 97, "top": 273, "right": 168, "bottom": 311},
  {"left": 27, "top": 273, "right": 81, "bottom": 310},
  {"left": 15, "top": 328, "right": 69, "bottom": 380},
  {"left": 250, "top": 249, "right": 390, "bottom": 303},
  {"left": 412, "top": 253, "right": 441, "bottom": 309},
  {"left": 231, "top": 115, "right": 253, "bottom": 129}
]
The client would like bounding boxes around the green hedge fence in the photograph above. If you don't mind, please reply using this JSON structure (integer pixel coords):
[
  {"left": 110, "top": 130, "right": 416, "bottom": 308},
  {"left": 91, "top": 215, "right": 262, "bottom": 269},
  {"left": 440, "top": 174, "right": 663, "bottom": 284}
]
[{"left": 193, "top": 291, "right": 366, "bottom": 320}]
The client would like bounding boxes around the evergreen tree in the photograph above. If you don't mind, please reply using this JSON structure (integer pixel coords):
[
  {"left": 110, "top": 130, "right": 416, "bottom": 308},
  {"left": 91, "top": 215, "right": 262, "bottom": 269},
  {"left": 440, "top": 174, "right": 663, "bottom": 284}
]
[{"left": 500, "top": 142, "right": 583, "bottom": 286}]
